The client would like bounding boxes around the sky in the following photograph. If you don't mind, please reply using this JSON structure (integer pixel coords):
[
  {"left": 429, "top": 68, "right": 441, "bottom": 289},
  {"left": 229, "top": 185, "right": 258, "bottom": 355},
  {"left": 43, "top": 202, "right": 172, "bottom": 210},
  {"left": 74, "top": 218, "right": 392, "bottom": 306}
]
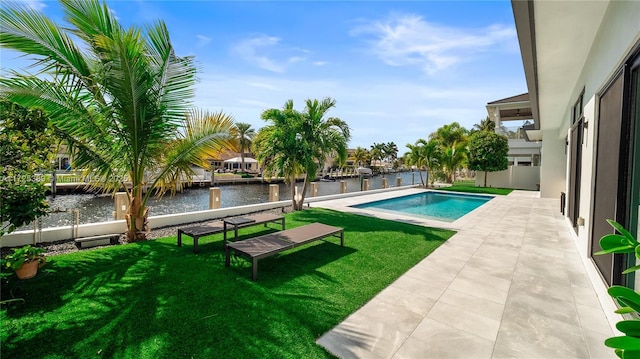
[{"left": 1, "top": 0, "right": 527, "bottom": 153}]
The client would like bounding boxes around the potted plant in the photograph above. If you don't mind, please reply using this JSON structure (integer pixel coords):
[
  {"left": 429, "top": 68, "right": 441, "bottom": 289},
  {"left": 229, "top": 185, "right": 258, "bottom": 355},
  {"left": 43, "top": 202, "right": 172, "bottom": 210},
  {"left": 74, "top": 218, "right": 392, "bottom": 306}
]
[
  {"left": 595, "top": 220, "right": 640, "bottom": 358},
  {"left": 1, "top": 245, "right": 46, "bottom": 280}
]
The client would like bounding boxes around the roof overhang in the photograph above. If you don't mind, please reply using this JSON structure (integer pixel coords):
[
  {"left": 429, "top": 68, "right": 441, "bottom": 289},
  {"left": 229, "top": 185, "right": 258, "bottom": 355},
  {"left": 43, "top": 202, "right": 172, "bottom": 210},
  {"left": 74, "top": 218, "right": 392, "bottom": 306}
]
[{"left": 511, "top": 0, "right": 610, "bottom": 136}]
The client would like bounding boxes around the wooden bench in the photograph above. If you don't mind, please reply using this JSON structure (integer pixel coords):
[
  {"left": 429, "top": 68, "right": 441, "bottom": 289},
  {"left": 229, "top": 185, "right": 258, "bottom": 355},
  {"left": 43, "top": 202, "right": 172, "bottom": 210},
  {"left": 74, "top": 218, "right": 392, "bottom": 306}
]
[
  {"left": 177, "top": 213, "right": 285, "bottom": 253},
  {"left": 225, "top": 222, "right": 344, "bottom": 280},
  {"left": 74, "top": 233, "right": 120, "bottom": 249}
]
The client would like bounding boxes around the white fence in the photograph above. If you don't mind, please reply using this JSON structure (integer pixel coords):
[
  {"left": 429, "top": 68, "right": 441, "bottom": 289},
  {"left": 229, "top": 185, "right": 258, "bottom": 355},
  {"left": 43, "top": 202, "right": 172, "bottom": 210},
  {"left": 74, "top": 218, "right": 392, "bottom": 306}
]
[
  {"left": 0, "top": 184, "right": 418, "bottom": 248},
  {"left": 475, "top": 166, "right": 540, "bottom": 191}
]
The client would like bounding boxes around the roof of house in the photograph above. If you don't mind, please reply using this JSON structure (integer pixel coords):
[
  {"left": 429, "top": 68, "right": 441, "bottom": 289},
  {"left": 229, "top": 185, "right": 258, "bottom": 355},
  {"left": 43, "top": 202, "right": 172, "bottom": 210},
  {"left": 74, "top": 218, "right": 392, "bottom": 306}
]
[{"left": 487, "top": 93, "right": 529, "bottom": 105}]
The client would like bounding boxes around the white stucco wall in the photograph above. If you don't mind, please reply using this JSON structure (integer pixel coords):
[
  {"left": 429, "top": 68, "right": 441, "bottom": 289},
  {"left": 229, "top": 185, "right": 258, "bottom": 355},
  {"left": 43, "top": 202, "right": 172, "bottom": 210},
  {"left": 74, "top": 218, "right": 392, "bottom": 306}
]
[
  {"left": 568, "top": 0, "right": 639, "bottom": 252},
  {"left": 475, "top": 166, "right": 540, "bottom": 191},
  {"left": 540, "top": 128, "right": 566, "bottom": 199}
]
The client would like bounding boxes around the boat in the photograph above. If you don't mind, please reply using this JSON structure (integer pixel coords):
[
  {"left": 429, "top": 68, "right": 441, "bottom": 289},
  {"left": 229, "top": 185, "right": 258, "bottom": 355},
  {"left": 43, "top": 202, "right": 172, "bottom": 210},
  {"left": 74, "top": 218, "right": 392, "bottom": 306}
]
[{"left": 356, "top": 167, "right": 372, "bottom": 177}]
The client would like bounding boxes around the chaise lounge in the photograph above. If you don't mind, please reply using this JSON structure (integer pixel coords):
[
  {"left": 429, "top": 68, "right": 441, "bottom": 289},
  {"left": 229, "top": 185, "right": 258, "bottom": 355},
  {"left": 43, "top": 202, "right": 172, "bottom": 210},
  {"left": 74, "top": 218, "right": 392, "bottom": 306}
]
[
  {"left": 225, "top": 222, "right": 345, "bottom": 281},
  {"left": 177, "top": 213, "right": 285, "bottom": 253}
]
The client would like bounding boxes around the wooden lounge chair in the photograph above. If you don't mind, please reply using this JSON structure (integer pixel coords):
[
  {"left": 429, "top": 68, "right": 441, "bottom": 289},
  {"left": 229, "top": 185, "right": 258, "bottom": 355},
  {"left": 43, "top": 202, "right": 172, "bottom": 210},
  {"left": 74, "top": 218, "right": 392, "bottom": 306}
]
[
  {"left": 177, "top": 213, "right": 285, "bottom": 253},
  {"left": 225, "top": 222, "right": 344, "bottom": 280}
]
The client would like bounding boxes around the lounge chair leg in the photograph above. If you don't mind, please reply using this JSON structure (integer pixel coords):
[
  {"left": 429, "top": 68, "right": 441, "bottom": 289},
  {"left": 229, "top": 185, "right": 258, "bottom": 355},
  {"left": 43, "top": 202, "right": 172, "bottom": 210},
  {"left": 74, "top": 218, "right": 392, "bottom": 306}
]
[
  {"left": 177, "top": 229, "right": 183, "bottom": 247},
  {"left": 194, "top": 237, "right": 199, "bottom": 254},
  {"left": 225, "top": 246, "right": 231, "bottom": 267}
]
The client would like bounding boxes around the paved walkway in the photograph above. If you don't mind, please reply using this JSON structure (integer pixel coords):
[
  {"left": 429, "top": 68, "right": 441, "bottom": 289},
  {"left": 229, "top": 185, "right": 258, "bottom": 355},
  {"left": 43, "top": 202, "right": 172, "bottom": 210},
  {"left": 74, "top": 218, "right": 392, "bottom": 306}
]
[{"left": 314, "top": 189, "right": 616, "bottom": 359}]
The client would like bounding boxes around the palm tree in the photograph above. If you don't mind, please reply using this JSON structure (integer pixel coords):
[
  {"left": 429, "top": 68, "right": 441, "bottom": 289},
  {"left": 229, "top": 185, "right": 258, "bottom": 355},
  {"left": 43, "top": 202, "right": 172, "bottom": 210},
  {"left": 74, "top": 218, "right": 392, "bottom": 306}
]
[
  {"left": 0, "top": 1, "right": 235, "bottom": 241},
  {"left": 404, "top": 143, "right": 427, "bottom": 186},
  {"left": 351, "top": 146, "right": 370, "bottom": 168},
  {"left": 404, "top": 139, "right": 441, "bottom": 187},
  {"left": 254, "top": 97, "right": 351, "bottom": 210},
  {"left": 234, "top": 122, "right": 256, "bottom": 172},
  {"left": 429, "top": 122, "right": 469, "bottom": 183},
  {"left": 370, "top": 143, "right": 385, "bottom": 170},
  {"left": 384, "top": 142, "right": 399, "bottom": 169},
  {"left": 472, "top": 116, "right": 496, "bottom": 133}
]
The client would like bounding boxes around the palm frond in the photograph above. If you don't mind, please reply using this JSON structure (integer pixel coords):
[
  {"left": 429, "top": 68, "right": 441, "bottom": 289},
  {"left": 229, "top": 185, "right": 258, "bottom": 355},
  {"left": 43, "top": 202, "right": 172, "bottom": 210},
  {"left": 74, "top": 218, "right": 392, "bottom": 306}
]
[{"left": 1, "top": 2, "right": 93, "bottom": 86}]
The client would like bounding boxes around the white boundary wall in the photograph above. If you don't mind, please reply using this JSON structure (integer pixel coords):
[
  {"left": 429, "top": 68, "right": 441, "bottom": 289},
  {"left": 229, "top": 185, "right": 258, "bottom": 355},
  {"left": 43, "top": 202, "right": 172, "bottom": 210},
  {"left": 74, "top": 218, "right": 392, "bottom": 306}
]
[
  {"left": 0, "top": 184, "right": 419, "bottom": 248},
  {"left": 475, "top": 166, "right": 540, "bottom": 191}
]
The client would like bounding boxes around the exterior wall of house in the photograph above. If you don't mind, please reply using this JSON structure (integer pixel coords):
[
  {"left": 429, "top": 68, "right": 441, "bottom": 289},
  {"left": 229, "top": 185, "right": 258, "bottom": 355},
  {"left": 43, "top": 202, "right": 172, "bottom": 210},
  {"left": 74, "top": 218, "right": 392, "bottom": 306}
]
[
  {"left": 573, "top": 96, "right": 598, "bottom": 257},
  {"left": 539, "top": 128, "right": 566, "bottom": 198},
  {"left": 556, "top": 1, "right": 640, "bottom": 273}
]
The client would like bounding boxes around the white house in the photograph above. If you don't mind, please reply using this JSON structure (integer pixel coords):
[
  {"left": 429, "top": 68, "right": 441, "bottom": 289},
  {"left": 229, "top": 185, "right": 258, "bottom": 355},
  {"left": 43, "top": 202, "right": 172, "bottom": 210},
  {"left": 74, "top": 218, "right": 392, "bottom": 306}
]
[
  {"left": 512, "top": 0, "right": 640, "bottom": 287},
  {"left": 486, "top": 93, "right": 542, "bottom": 167}
]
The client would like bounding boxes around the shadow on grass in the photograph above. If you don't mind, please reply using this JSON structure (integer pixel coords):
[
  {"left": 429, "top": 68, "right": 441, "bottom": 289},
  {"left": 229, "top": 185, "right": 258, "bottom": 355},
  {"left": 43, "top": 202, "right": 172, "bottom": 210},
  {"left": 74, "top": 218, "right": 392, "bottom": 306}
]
[
  {"left": 0, "top": 208, "right": 453, "bottom": 358},
  {"left": 291, "top": 208, "right": 453, "bottom": 242}
]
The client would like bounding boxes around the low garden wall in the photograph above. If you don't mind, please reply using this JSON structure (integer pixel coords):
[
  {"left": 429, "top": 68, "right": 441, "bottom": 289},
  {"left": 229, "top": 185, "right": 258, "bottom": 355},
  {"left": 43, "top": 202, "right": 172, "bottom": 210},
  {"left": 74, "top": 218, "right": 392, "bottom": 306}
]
[{"left": 0, "top": 184, "right": 419, "bottom": 248}]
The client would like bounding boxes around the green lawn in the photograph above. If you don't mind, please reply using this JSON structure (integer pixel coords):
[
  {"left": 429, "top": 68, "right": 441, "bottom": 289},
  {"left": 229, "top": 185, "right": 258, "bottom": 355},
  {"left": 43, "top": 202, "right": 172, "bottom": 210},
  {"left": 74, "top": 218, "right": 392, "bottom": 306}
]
[
  {"left": 439, "top": 180, "right": 513, "bottom": 195},
  {"left": 1, "top": 208, "right": 454, "bottom": 359}
]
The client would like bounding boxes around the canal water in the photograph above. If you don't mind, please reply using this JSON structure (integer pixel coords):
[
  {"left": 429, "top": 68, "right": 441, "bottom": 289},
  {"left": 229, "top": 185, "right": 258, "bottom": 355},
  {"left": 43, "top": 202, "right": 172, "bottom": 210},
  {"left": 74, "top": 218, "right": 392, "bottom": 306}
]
[{"left": 26, "top": 171, "right": 427, "bottom": 229}]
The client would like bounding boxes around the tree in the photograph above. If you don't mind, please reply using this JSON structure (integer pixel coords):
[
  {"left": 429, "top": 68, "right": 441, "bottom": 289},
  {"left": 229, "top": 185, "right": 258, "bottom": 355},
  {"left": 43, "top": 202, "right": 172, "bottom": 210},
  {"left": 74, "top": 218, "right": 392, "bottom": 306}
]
[
  {"left": 234, "top": 122, "right": 256, "bottom": 172},
  {"left": 384, "top": 142, "right": 399, "bottom": 170},
  {"left": 351, "top": 146, "right": 370, "bottom": 168},
  {"left": 429, "top": 122, "right": 469, "bottom": 183},
  {"left": 468, "top": 131, "right": 508, "bottom": 187},
  {"left": 0, "top": 1, "right": 235, "bottom": 241},
  {"left": 404, "top": 142, "right": 427, "bottom": 187},
  {"left": 254, "top": 97, "right": 351, "bottom": 210},
  {"left": 404, "top": 139, "right": 441, "bottom": 187},
  {"left": 472, "top": 116, "right": 496, "bottom": 133},
  {"left": 370, "top": 143, "right": 385, "bottom": 169},
  {"left": 0, "top": 101, "right": 54, "bottom": 236}
]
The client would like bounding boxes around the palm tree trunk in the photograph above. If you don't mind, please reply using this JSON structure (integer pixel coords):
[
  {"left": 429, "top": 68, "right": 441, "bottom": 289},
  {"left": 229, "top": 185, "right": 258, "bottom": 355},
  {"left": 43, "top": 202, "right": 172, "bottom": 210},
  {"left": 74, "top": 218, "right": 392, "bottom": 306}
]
[
  {"left": 126, "top": 188, "right": 149, "bottom": 242},
  {"left": 290, "top": 181, "right": 298, "bottom": 210},
  {"left": 484, "top": 170, "right": 488, "bottom": 187},
  {"left": 240, "top": 151, "right": 245, "bottom": 173}
]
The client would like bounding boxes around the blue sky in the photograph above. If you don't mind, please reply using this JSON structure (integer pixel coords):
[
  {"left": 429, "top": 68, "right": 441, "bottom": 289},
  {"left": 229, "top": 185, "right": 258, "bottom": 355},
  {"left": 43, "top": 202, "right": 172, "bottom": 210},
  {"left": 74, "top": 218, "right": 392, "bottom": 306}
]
[{"left": 1, "top": 0, "right": 526, "bottom": 152}]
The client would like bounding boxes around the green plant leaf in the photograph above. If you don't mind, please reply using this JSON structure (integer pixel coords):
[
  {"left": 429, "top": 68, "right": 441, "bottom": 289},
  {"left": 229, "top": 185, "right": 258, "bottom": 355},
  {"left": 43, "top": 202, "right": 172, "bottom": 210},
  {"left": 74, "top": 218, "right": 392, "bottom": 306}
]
[
  {"left": 616, "top": 307, "right": 636, "bottom": 314},
  {"left": 608, "top": 219, "right": 638, "bottom": 246},
  {"left": 617, "top": 321, "right": 640, "bottom": 337},
  {"left": 605, "top": 336, "right": 640, "bottom": 351},
  {"left": 598, "top": 234, "right": 636, "bottom": 254},
  {"left": 623, "top": 265, "right": 640, "bottom": 275},
  {"left": 623, "top": 349, "right": 640, "bottom": 359},
  {"left": 609, "top": 286, "right": 640, "bottom": 313}
]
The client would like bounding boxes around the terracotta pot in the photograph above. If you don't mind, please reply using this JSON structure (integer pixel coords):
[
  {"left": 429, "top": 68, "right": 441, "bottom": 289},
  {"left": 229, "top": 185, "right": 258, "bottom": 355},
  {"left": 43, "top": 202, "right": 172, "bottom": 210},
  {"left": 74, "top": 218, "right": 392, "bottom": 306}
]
[{"left": 15, "top": 260, "right": 39, "bottom": 280}]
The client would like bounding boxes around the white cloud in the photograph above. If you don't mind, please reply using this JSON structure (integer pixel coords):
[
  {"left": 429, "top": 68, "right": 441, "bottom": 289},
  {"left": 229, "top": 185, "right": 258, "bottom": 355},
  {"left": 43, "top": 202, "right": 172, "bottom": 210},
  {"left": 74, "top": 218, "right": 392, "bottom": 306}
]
[
  {"left": 232, "top": 34, "right": 309, "bottom": 73},
  {"left": 351, "top": 13, "right": 516, "bottom": 75},
  {"left": 313, "top": 61, "right": 327, "bottom": 66}
]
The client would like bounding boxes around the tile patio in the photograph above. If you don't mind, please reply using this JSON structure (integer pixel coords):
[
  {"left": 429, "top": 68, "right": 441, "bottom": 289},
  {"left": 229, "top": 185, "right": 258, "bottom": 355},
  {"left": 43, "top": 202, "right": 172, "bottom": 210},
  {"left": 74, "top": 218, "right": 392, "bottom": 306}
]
[{"left": 313, "top": 188, "right": 617, "bottom": 359}]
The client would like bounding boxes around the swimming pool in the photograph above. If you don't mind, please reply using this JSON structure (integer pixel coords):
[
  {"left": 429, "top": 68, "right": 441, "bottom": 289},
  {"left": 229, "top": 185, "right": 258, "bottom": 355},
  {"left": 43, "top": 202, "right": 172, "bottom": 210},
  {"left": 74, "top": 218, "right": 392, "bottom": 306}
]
[{"left": 351, "top": 191, "right": 493, "bottom": 222}]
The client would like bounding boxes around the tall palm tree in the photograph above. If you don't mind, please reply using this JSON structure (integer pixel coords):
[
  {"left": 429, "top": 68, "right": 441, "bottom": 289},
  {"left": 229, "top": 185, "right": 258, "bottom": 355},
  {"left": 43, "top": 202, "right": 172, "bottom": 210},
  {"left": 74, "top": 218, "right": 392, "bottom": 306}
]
[
  {"left": 254, "top": 97, "right": 350, "bottom": 210},
  {"left": 404, "top": 142, "right": 427, "bottom": 186},
  {"left": 429, "top": 122, "right": 469, "bottom": 183},
  {"left": 404, "top": 139, "right": 441, "bottom": 187},
  {"left": 0, "top": 1, "right": 235, "bottom": 241},
  {"left": 370, "top": 143, "right": 385, "bottom": 170},
  {"left": 234, "top": 122, "right": 256, "bottom": 172},
  {"left": 384, "top": 141, "right": 399, "bottom": 169}
]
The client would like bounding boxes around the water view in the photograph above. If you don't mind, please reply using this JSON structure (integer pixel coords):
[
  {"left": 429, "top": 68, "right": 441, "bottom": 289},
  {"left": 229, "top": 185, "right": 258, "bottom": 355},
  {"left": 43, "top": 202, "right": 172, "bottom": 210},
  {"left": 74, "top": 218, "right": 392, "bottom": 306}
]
[{"left": 28, "top": 171, "right": 427, "bottom": 230}]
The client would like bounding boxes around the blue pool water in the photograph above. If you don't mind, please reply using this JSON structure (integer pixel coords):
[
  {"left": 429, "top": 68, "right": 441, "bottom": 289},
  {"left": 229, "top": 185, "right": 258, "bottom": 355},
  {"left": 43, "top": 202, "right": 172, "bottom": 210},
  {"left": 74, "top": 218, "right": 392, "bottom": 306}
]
[{"left": 351, "top": 191, "right": 493, "bottom": 222}]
